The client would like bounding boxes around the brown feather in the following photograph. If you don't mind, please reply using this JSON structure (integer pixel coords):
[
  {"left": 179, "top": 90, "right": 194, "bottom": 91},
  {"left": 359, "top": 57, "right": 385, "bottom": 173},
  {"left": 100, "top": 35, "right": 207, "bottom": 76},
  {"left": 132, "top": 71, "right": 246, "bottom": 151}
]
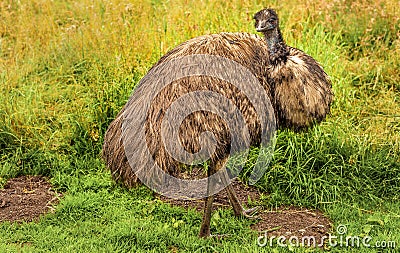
[
  {"left": 272, "top": 47, "right": 333, "bottom": 129},
  {"left": 103, "top": 29, "right": 333, "bottom": 187},
  {"left": 103, "top": 32, "right": 274, "bottom": 187}
]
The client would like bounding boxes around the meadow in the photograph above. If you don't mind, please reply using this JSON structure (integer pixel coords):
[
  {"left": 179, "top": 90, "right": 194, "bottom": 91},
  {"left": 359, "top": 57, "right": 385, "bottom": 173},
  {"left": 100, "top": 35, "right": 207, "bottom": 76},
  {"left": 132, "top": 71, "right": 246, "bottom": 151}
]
[{"left": 0, "top": 0, "right": 399, "bottom": 252}]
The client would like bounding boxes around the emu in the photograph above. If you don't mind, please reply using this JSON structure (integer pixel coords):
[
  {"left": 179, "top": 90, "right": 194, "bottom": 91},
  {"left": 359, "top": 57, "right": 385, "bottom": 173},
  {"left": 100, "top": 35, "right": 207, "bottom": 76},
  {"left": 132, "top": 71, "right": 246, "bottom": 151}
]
[
  {"left": 102, "top": 8, "right": 333, "bottom": 238},
  {"left": 253, "top": 8, "right": 333, "bottom": 129}
]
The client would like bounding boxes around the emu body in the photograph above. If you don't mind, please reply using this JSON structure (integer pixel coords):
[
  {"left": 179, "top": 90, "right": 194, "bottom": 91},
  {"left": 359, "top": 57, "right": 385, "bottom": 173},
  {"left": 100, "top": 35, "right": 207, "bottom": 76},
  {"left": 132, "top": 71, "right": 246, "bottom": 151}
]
[{"left": 103, "top": 9, "right": 333, "bottom": 238}]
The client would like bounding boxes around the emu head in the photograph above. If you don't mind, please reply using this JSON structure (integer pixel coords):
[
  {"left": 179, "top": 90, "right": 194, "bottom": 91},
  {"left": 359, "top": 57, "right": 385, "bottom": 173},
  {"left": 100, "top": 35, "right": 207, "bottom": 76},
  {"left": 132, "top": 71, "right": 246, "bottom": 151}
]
[{"left": 253, "top": 8, "right": 279, "bottom": 33}]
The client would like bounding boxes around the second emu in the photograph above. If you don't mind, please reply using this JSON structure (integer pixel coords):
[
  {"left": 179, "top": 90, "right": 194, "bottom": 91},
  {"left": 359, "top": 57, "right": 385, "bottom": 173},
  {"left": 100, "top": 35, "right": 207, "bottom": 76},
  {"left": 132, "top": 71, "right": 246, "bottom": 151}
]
[{"left": 102, "top": 8, "right": 333, "bottom": 238}]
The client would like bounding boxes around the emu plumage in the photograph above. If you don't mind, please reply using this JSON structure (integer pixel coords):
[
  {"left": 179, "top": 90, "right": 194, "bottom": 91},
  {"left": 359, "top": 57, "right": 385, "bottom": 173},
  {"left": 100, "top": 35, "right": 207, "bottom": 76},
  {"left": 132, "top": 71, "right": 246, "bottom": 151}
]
[{"left": 102, "top": 8, "right": 333, "bottom": 238}]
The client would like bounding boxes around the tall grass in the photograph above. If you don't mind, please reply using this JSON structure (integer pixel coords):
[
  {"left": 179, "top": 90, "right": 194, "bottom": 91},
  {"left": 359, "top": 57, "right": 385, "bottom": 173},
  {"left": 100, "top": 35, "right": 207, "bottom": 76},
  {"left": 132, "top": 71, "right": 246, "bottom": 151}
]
[
  {"left": 1, "top": 0, "right": 399, "bottom": 200},
  {"left": 0, "top": 0, "right": 399, "bottom": 251}
]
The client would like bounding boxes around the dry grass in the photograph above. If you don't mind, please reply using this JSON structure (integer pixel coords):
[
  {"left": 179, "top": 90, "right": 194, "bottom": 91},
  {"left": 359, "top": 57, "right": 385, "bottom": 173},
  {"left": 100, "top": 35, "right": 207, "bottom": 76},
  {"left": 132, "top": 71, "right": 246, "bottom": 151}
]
[{"left": 0, "top": 1, "right": 399, "bottom": 252}]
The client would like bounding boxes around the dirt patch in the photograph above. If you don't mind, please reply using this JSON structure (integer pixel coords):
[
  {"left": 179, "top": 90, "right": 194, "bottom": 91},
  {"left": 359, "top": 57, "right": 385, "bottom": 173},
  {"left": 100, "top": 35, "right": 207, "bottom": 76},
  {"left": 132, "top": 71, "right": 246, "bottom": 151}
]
[
  {"left": 0, "top": 176, "right": 60, "bottom": 223},
  {"left": 158, "top": 178, "right": 262, "bottom": 212},
  {"left": 0, "top": 175, "right": 332, "bottom": 244},
  {"left": 158, "top": 178, "right": 332, "bottom": 243},
  {"left": 252, "top": 206, "right": 332, "bottom": 242}
]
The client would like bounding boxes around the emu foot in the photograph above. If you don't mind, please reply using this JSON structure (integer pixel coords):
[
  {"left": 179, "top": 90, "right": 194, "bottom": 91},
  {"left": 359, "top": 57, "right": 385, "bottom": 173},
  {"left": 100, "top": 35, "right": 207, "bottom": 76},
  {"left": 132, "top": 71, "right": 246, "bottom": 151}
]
[
  {"left": 199, "top": 226, "right": 210, "bottom": 238},
  {"left": 199, "top": 231, "right": 230, "bottom": 239},
  {"left": 210, "top": 234, "right": 230, "bottom": 239},
  {"left": 240, "top": 206, "right": 262, "bottom": 219}
]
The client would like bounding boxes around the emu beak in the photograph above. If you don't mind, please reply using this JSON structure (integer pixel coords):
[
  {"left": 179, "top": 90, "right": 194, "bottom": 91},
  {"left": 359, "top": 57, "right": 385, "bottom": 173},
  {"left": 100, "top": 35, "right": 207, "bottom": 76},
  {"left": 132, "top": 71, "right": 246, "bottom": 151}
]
[
  {"left": 255, "top": 21, "right": 266, "bottom": 32},
  {"left": 256, "top": 26, "right": 266, "bottom": 32},
  {"left": 255, "top": 21, "right": 271, "bottom": 32}
]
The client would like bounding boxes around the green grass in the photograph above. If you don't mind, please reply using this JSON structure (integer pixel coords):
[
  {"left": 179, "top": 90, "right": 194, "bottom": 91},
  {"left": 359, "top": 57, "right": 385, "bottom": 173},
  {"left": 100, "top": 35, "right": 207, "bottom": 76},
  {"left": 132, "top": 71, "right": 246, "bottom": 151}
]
[
  {"left": 1, "top": 0, "right": 399, "bottom": 252},
  {"left": 1, "top": 170, "right": 399, "bottom": 252}
]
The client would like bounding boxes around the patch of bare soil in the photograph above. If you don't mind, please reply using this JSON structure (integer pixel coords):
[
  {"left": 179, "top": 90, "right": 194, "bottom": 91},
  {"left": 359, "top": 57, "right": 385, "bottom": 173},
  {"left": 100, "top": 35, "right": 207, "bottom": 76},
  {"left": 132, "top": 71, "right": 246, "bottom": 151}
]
[
  {"left": 0, "top": 176, "right": 60, "bottom": 223},
  {"left": 158, "top": 178, "right": 261, "bottom": 212},
  {"left": 252, "top": 207, "right": 332, "bottom": 241},
  {"left": 158, "top": 178, "right": 332, "bottom": 243}
]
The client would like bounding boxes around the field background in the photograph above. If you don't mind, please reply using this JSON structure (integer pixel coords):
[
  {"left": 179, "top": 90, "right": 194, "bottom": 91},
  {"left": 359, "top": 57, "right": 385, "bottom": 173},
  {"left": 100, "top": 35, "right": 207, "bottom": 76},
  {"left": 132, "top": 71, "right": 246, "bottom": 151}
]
[{"left": 0, "top": 0, "right": 399, "bottom": 252}]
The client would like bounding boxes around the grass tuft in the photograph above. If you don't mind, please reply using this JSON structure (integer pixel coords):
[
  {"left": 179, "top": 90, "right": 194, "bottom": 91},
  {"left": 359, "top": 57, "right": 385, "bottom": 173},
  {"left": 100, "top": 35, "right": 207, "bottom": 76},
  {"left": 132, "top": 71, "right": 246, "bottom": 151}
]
[{"left": 0, "top": 0, "right": 399, "bottom": 252}]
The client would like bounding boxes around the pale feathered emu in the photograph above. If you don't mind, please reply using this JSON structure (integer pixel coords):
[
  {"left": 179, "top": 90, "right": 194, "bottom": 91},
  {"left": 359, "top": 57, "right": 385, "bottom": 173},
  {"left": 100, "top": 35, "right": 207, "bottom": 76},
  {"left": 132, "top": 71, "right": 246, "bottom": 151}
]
[{"left": 102, "top": 9, "right": 333, "bottom": 238}]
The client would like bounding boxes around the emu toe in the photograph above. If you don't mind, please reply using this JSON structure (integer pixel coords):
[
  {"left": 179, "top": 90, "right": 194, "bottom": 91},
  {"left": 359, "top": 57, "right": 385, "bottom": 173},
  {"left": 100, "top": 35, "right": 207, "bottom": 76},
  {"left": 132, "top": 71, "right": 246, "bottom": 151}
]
[{"left": 241, "top": 206, "right": 262, "bottom": 219}]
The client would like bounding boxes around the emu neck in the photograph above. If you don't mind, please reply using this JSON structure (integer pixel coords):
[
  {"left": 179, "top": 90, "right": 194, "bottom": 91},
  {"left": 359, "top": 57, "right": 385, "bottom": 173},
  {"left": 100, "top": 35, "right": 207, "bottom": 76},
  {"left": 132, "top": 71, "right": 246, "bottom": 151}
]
[{"left": 264, "top": 28, "right": 288, "bottom": 64}]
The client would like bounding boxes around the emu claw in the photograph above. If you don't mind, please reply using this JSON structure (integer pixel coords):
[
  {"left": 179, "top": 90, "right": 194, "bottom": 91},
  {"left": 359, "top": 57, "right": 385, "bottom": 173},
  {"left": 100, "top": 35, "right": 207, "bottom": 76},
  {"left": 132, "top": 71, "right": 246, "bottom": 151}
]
[
  {"left": 210, "top": 234, "right": 230, "bottom": 239},
  {"left": 242, "top": 206, "right": 262, "bottom": 219}
]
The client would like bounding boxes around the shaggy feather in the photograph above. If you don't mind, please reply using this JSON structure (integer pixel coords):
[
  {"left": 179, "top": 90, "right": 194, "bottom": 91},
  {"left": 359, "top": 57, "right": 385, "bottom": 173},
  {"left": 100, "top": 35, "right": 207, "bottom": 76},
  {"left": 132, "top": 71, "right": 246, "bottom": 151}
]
[
  {"left": 102, "top": 8, "right": 333, "bottom": 238},
  {"left": 103, "top": 32, "right": 274, "bottom": 187}
]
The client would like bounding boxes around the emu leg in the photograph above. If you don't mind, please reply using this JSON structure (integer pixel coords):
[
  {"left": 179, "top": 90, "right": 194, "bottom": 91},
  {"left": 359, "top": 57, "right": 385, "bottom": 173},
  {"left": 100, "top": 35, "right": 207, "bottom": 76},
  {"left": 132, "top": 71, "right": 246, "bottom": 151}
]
[
  {"left": 198, "top": 194, "right": 214, "bottom": 237},
  {"left": 222, "top": 168, "right": 261, "bottom": 218},
  {"left": 198, "top": 160, "right": 218, "bottom": 238}
]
